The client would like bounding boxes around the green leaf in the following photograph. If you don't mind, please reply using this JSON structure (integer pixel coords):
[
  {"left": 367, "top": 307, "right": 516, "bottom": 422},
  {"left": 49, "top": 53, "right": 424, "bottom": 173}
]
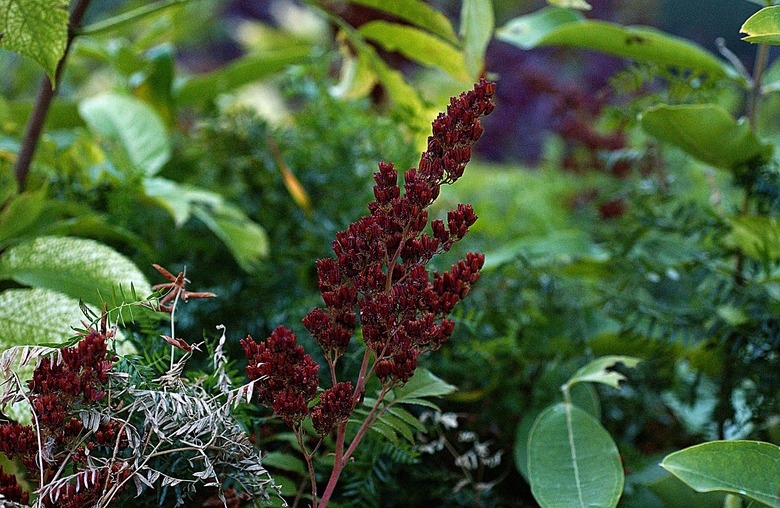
[
  {"left": 191, "top": 203, "right": 268, "bottom": 274},
  {"left": 528, "top": 403, "right": 623, "bottom": 508},
  {"left": 727, "top": 215, "right": 780, "bottom": 261},
  {"left": 0, "top": 288, "right": 89, "bottom": 345},
  {"left": 741, "top": 6, "right": 780, "bottom": 45},
  {"left": 661, "top": 441, "right": 780, "bottom": 508},
  {"left": 386, "top": 407, "right": 427, "bottom": 433},
  {"left": 393, "top": 368, "right": 457, "bottom": 403},
  {"left": 261, "top": 451, "right": 307, "bottom": 475},
  {"left": 176, "top": 46, "right": 311, "bottom": 105},
  {"left": 79, "top": 94, "right": 171, "bottom": 176},
  {"left": 566, "top": 355, "right": 641, "bottom": 390},
  {"left": 359, "top": 21, "right": 470, "bottom": 81},
  {"left": 0, "top": 236, "right": 152, "bottom": 308},
  {"left": 647, "top": 470, "right": 727, "bottom": 508},
  {"left": 143, "top": 177, "right": 222, "bottom": 227},
  {"left": 514, "top": 384, "right": 600, "bottom": 481},
  {"left": 0, "top": 0, "right": 68, "bottom": 84},
  {"left": 640, "top": 104, "right": 773, "bottom": 170},
  {"left": 548, "top": 0, "right": 592, "bottom": 10},
  {"left": 460, "top": 0, "right": 495, "bottom": 78},
  {"left": 0, "top": 186, "right": 48, "bottom": 247},
  {"left": 346, "top": 0, "right": 458, "bottom": 43},
  {"left": 496, "top": 7, "right": 732, "bottom": 78},
  {"left": 376, "top": 411, "right": 415, "bottom": 443}
]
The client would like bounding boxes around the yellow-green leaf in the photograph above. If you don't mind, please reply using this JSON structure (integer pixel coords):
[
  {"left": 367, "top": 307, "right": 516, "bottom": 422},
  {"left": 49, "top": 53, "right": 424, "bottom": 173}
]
[
  {"left": 347, "top": 0, "right": 458, "bottom": 44},
  {"left": 742, "top": 6, "right": 780, "bottom": 45},
  {"left": 359, "top": 21, "right": 470, "bottom": 81},
  {"left": 0, "top": 0, "right": 68, "bottom": 84}
]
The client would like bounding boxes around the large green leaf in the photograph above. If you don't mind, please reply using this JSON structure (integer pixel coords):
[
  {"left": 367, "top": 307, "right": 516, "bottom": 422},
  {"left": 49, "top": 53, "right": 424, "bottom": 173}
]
[
  {"left": 742, "top": 6, "right": 780, "bottom": 45},
  {"left": 176, "top": 46, "right": 312, "bottom": 105},
  {"left": 0, "top": 236, "right": 152, "bottom": 308},
  {"left": 346, "top": 0, "right": 458, "bottom": 44},
  {"left": 728, "top": 215, "right": 780, "bottom": 261},
  {"left": 392, "top": 368, "right": 457, "bottom": 405},
  {"left": 143, "top": 177, "right": 222, "bottom": 227},
  {"left": 566, "top": 355, "right": 641, "bottom": 390},
  {"left": 191, "top": 203, "right": 268, "bottom": 274},
  {"left": 0, "top": 186, "right": 48, "bottom": 248},
  {"left": 0, "top": 0, "right": 68, "bottom": 84},
  {"left": 359, "top": 21, "right": 470, "bottom": 81},
  {"left": 514, "top": 384, "right": 600, "bottom": 481},
  {"left": 528, "top": 403, "right": 623, "bottom": 508},
  {"left": 661, "top": 441, "right": 780, "bottom": 508},
  {"left": 640, "top": 104, "right": 773, "bottom": 170},
  {"left": 0, "top": 288, "right": 89, "bottom": 346},
  {"left": 647, "top": 470, "right": 727, "bottom": 508},
  {"left": 496, "top": 7, "right": 732, "bottom": 78},
  {"left": 79, "top": 94, "right": 171, "bottom": 176},
  {"left": 460, "top": 0, "right": 494, "bottom": 78}
]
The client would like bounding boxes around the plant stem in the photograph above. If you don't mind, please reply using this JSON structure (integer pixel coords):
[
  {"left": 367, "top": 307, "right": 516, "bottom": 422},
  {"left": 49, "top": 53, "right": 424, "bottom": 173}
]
[{"left": 13, "top": 0, "right": 93, "bottom": 191}]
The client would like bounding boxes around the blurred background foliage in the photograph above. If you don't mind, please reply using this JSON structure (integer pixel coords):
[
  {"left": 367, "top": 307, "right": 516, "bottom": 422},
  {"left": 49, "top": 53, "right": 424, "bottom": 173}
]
[{"left": 1, "top": 0, "right": 780, "bottom": 506}]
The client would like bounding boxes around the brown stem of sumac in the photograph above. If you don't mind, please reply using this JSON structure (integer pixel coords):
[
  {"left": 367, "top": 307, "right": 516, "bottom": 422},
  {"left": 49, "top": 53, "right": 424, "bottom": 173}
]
[{"left": 13, "top": 0, "right": 93, "bottom": 191}]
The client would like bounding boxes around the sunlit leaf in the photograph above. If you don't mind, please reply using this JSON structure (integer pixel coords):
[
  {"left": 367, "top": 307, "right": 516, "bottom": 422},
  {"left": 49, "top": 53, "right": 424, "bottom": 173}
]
[
  {"left": 661, "top": 441, "right": 780, "bottom": 508},
  {"left": 460, "top": 0, "right": 494, "bottom": 78},
  {"left": 0, "top": 0, "right": 68, "bottom": 84},
  {"left": 0, "top": 236, "right": 152, "bottom": 308},
  {"left": 191, "top": 203, "right": 269, "bottom": 274},
  {"left": 393, "top": 368, "right": 457, "bottom": 403},
  {"left": 496, "top": 7, "right": 733, "bottom": 79},
  {"left": 741, "top": 6, "right": 780, "bottom": 45},
  {"left": 640, "top": 104, "right": 772, "bottom": 170},
  {"left": 176, "top": 46, "right": 312, "bottom": 105},
  {"left": 79, "top": 94, "right": 171, "bottom": 176},
  {"left": 346, "top": 0, "right": 459, "bottom": 44},
  {"left": 0, "top": 288, "right": 89, "bottom": 345},
  {"left": 566, "top": 355, "right": 641, "bottom": 390},
  {"left": 548, "top": 0, "right": 592, "bottom": 10},
  {"left": 359, "top": 21, "right": 470, "bottom": 81}
]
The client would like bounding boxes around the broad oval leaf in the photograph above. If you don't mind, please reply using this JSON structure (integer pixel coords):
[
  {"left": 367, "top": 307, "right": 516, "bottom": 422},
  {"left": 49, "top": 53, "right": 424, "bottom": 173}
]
[
  {"left": 661, "top": 441, "right": 780, "bottom": 508},
  {"left": 0, "top": 0, "right": 68, "bottom": 84},
  {"left": 566, "top": 355, "right": 641, "bottom": 390},
  {"left": 0, "top": 236, "right": 152, "bottom": 308},
  {"left": 528, "top": 403, "right": 623, "bottom": 508},
  {"left": 640, "top": 104, "right": 773, "bottom": 170},
  {"left": 176, "top": 45, "right": 312, "bottom": 105},
  {"left": 359, "top": 21, "right": 470, "bottom": 81},
  {"left": 496, "top": 7, "right": 733, "bottom": 79},
  {"left": 79, "top": 94, "right": 171, "bottom": 176},
  {"left": 742, "top": 6, "right": 780, "bottom": 45},
  {"left": 393, "top": 368, "right": 456, "bottom": 404},
  {"left": 191, "top": 203, "right": 268, "bottom": 274},
  {"left": 346, "top": 0, "right": 458, "bottom": 44},
  {"left": 460, "top": 0, "right": 495, "bottom": 78},
  {"left": 0, "top": 288, "right": 90, "bottom": 346},
  {"left": 514, "top": 384, "right": 600, "bottom": 481}
]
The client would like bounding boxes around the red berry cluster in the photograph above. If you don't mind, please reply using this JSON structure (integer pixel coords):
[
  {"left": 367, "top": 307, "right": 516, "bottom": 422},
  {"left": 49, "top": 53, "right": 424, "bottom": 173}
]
[
  {"left": 0, "top": 464, "right": 28, "bottom": 505},
  {"left": 0, "top": 322, "right": 128, "bottom": 505},
  {"left": 241, "top": 326, "right": 320, "bottom": 425},
  {"left": 244, "top": 80, "right": 494, "bottom": 433},
  {"left": 310, "top": 381, "right": 354, "bottom": 436}
]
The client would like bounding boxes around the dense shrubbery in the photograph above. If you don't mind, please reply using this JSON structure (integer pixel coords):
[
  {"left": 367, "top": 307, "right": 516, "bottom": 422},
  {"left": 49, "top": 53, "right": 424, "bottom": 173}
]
[{"left": 2, "top": 0, "right": 780, "bottom": 507}]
